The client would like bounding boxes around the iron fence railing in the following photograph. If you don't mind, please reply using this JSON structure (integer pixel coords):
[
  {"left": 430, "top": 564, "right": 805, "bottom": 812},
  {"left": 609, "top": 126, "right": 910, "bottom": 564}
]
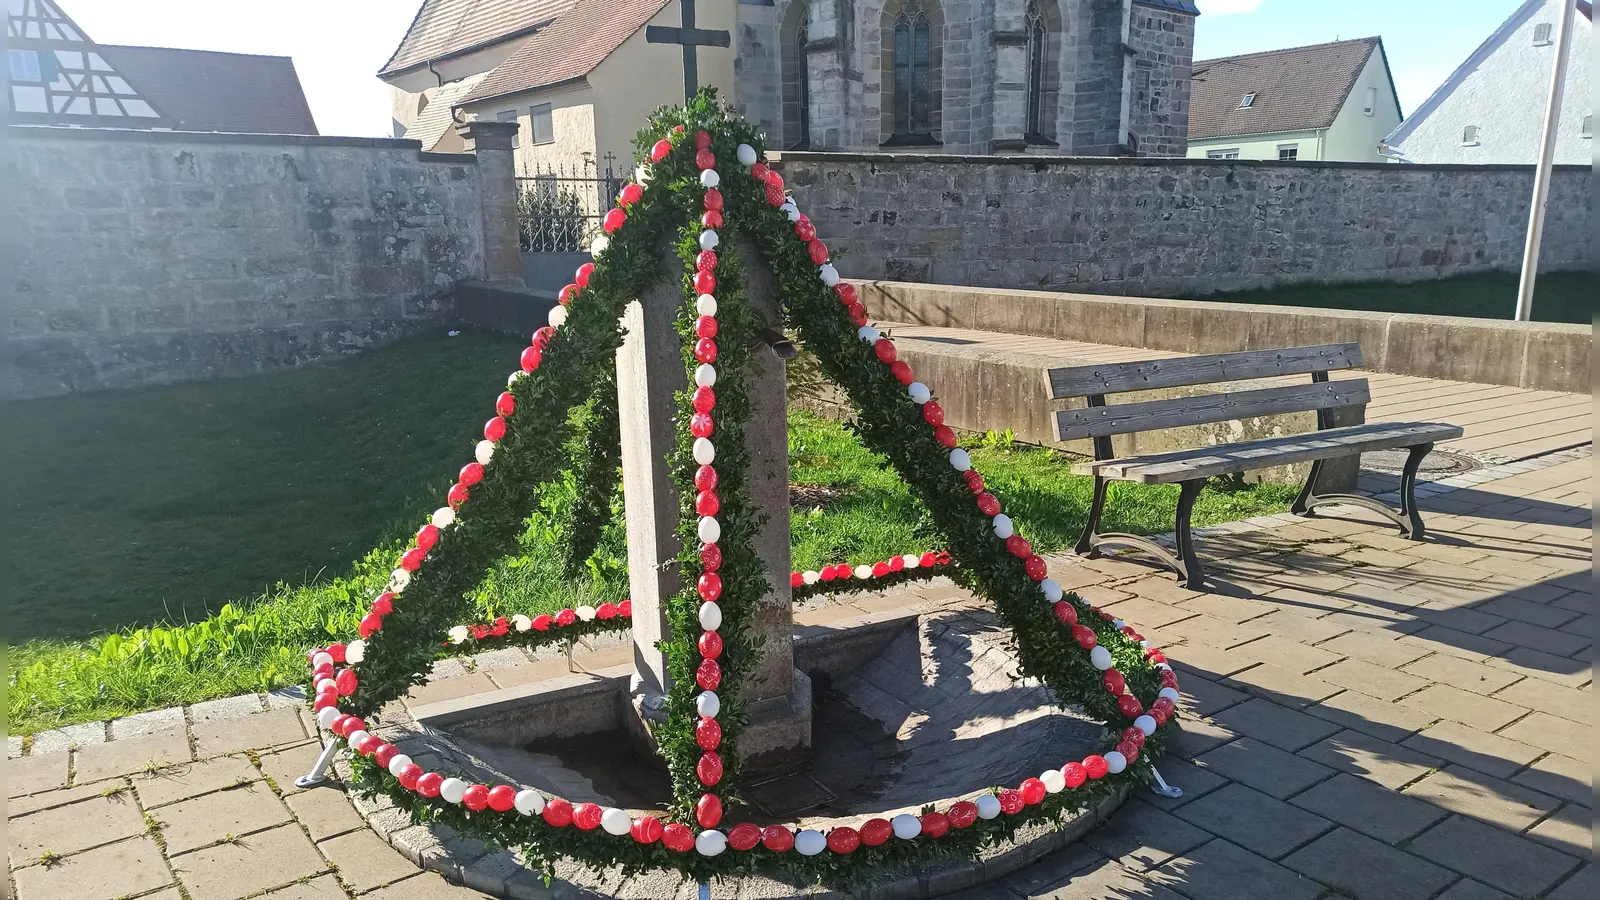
[{"left": 515, "top": 157, "right": 621, "bottom": 253}]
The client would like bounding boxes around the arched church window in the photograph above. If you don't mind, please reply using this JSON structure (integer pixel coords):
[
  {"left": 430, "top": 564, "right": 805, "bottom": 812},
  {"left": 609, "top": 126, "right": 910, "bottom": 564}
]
[
  {"left": 1025, "top": 0, "right": 1047, "bottom": 140},
  {"left": 796, "top": 13, "right": 811, "bottom": 149},
  {"left": 893, "top": 2, "right": 933, "bottom": 136}
]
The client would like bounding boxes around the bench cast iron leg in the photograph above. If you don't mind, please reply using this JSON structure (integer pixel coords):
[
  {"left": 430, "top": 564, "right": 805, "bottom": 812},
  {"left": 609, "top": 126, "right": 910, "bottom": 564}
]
[
  {"left": 1291, "top": 459, "right": 1324, "bottom": 517},
  {"left": 1291, "top": 444, "right": 1436, "bottom": 540},
  {"left": 1075, "top": 476, "right": 1110, "bottom": 558},
  {"left": 1174, "top": 479, "right": 1206, "bottom": 590},
  {"left": 1396, "top": 442, "right": 1433, "bottom": 540}
]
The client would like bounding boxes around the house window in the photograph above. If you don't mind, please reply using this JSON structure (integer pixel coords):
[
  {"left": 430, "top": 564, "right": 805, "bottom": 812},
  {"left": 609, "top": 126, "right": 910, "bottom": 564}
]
[
  {"left": 1582, "top": 115, "right": 1593, "bottom": 138},
  {"left": 1461, "top": 125, "right": 1480, "bottom": 146},
  {"left": 497, "top": 110, "right": 520, "bottom": 148},
  {"left": 893, "top": 3, "right": 934, "bottom": 136},
  {"left": 1239, "top": 92, "right": 1256, "bottom": 109},
  {"left": 797, "top": 13, "right": 810, "bottom": 148},
  {"left": 530, "top": 103, "right": 554, "bottom": 144},
  {"left": 8, "top": 49, "right": 41, "bottom": 81},
  {"left": 1532, "top": 22, "right": 1553, "bottom": 45},
  {"left": 1207, "top": 148, "right": 1240, "bottom": 159},
  {"left": 1277, "top": 144, "right": 1299, "bottom": 161},
  {"left": 1363, "top": 86, "right": 1377, "bottom": 116}
]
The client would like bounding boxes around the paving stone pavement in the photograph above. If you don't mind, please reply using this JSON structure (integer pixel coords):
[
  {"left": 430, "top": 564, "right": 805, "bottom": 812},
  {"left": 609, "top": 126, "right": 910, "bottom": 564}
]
[{"left": 6, "top": 453, "right": 1589, "bottom": 900}]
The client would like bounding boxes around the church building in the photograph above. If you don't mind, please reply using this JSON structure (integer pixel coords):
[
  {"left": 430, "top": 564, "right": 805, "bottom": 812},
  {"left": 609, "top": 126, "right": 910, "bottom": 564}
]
[{"left": 381, "top": 1, "right": 1197, "bottom": 174}]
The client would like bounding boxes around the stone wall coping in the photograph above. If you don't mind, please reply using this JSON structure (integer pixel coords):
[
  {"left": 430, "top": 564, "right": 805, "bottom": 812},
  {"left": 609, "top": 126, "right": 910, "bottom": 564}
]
[
  {"left": 861, "top": 280, "right": 1591, "bottom": 393},
  {"left": 768, "top": 150, "right": 1589, "bottom": 174},
  {"left": 6, "top": 124, "right": 478, "bottom": 162},
  {"left": 862, "top": 280, "right": 1593, "bottom": 336}
]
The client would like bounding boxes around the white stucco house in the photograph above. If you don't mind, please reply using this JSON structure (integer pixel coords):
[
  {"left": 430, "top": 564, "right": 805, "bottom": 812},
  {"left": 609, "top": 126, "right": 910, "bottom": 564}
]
[
  {"left": 1382, "top": 0, "right": 1592, "bottom": 164},
  {"left": 1186, "top": 37, "right": 1403, "bottom": 163}
]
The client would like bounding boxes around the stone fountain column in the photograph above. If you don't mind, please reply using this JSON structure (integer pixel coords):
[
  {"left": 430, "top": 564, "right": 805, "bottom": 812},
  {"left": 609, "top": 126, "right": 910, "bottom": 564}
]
[{"left": 616, "top": 241, "right": 812, "bottom": 779}]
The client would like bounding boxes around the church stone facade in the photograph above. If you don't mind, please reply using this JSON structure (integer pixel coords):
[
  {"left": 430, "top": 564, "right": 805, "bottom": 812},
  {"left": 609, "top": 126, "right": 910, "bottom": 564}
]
[{"left": 733, "top": 0, "right": 1197, "bottom": 156}]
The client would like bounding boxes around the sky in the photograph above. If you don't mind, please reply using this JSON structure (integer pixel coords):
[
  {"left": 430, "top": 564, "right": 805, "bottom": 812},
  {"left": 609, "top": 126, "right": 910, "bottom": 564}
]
[{"left": 51, "top": 0, "right": 1541, "bottom": 137}]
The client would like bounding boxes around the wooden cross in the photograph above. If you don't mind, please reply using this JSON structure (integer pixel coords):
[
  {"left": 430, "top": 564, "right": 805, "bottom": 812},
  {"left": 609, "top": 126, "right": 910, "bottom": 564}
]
[{"left": 645, "top": 0, "right": 731, "bottom": 103}]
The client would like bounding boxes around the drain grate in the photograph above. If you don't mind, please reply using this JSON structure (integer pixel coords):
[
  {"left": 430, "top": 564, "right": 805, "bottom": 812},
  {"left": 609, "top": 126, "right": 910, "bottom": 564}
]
[{"left": 1361, "top": 447, "right": 1480, "bottom": 476}]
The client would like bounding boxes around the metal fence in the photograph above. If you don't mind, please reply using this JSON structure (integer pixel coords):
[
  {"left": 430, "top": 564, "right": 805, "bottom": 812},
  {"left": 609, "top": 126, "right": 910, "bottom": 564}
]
[{"left": 515, "top": 158, "right": 621, "bottom": 253}]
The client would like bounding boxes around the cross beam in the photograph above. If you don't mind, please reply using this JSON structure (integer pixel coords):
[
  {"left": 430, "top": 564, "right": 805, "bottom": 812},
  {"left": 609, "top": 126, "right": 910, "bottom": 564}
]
[{"left": 645, "top": 0, "right": 731, "bottom": 103}]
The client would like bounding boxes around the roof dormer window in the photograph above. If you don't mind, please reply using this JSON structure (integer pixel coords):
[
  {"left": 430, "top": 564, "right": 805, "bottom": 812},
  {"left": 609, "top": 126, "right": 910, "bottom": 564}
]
[{"left": 1239, "top": 92, "right": 1256, "bottom": 109}]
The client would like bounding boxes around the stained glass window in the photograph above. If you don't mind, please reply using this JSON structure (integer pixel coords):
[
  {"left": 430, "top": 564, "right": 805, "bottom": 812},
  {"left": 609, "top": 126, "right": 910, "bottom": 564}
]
[{"left": 893, "top": 3, "right": 932, "bottom": 136}]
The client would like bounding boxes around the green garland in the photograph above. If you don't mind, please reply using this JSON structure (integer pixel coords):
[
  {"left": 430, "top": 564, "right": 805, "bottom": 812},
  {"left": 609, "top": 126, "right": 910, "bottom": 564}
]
[
  {"left": 333, "top": 89, "right": 1176, "bottom": 885},
  {"left": 560, "top": 373, "right": 623, "bottom": 579}
]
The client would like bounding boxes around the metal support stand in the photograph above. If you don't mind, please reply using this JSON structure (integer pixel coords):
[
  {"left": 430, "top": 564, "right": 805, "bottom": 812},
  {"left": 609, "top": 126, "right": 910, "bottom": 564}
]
[
  {"left": 564, "top": 638, "right": 576, "bottom": 672},
  {"left": 1149, "top": 765, "right": 1183, "bottom": 800},
  {"left": 294, "top": 737, "right": 342, "bottom": 789}
]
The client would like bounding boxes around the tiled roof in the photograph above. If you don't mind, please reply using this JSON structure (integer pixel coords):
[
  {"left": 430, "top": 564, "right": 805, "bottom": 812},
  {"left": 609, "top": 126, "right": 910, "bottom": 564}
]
[
  {"left": 380, "top": 0, "right": 575, "bottom": 76},
  {"left": 406, "top": 73, "right": 488, "bottom": 149},
  {"left": 97, "top": 45, "right": 318, "bottom": 135},
  {"left": 1134, "top": 1, "right": 1201, "bottom": 14},
  {"left": 463, "top": 0, "right": 669, "bottom": 104},
  {"left": 1189, "top": 37, "right": 1383, "bottom": 140}
]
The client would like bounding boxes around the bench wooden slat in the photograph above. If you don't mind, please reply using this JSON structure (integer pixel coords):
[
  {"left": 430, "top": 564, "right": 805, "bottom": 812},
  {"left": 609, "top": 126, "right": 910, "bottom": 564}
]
[
  {"left": 1054, "top": 379, "right": 1371, "bottom": 441},
  {"left": 1070, "top": 422, "right": 1465, "bottom": 484},
  {"left": 1047, "top": 343, "right": 1363, "bottom": 399}
]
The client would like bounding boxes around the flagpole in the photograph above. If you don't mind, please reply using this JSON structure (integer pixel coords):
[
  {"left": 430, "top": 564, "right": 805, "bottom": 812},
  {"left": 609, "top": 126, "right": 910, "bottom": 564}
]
[{"left": 1514, "top": 0, "right": 1578, "bottom": 321}]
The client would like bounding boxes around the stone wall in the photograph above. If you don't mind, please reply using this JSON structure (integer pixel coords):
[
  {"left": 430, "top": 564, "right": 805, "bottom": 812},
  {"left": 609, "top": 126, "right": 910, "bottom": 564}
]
[
  {"left": 770, "top": 153, "right": 1592, "bottom": 295},
  {"left": 3, "top": 127, "right": 492, "bottom": 401}
]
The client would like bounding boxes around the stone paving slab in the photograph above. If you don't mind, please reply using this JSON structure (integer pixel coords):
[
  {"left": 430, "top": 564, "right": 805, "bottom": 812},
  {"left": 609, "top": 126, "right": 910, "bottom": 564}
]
[{"left": 7, "top": 451, "right": 1591, "bottom": 900}]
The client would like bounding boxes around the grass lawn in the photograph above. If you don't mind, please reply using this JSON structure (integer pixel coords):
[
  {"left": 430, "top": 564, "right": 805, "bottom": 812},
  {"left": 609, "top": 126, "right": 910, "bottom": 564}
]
[
  {"left": 6, "top": 332, "right": 1294, "bottom": 735},
  {"left": 1200, "top": 270, "right": 1595, "bottom": 324}
]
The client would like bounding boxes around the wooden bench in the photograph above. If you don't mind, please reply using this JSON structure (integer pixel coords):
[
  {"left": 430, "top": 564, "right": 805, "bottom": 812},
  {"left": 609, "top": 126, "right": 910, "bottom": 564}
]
[{"left": 1048, "top": 343, "right": 1463, "bottom": 590}]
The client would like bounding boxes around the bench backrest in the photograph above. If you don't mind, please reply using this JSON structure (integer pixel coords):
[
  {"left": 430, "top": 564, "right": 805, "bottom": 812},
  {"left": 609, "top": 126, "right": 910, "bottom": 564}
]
[{"left": 1046, "top": 343, "right": 1366, "bottom": 444}]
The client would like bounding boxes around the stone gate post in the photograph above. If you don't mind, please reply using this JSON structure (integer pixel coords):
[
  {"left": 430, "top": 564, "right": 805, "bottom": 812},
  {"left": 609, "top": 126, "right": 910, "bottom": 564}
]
[{"left": 456, "top": 119, "right": 525, "bottom": 285}]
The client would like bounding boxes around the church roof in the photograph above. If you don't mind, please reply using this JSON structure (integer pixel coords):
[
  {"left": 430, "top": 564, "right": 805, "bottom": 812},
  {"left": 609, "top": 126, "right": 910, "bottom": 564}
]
[
  {"left": 462, "top": 0, "right": 669, "bottom": 104},
  {"left": 1189, "top": 37, "right": 1387, "bottom": 140},
  {"left": 1133, "top": 1, "right": 1201, "bottom": 14},
  {"left": 98, "top": 45, "right": 318, "bottom": 135},
  {"left": 380, "top": 0, "right": 576, "bottom": 76}
]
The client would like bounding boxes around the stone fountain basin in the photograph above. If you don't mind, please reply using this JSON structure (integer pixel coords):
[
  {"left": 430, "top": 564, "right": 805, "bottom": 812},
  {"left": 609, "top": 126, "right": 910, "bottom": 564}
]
[{"left": 352, "top": 599, "right": 1128, "bottom": 899}]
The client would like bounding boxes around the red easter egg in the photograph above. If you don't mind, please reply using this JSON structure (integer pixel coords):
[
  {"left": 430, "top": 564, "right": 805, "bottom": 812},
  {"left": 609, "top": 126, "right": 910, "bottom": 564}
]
[
  {"left": 374, "top": 744, "right": 397, "bottom": 769},
  {"left": 703, "top": 188, "right": 724, "bottom": 211},
  {"left": 1062, "top": 762, "right": 1088, "bottom": 788},
  {"left": 697, "top": 751, "right": 724, "bottom": 786},
  {"left": 696, "top": 658, "right": 722, "bottom": 691},
  {"left": 700, "top": 542, "right": 722, "bottom": 572},
  {"left": 826, "top": 827, "right": 860, "bottom": 854},
  {"left": 698, "top": 630, "right": 723, "bottom": 659},
  {"left": 662, "top": 822, "right": 694, "bottom": 852},
  {"left": 650, "top": 139, "right": 672, "bottom": 162},
  {"left": 693, "top": 270, "right": 716, "bottom": 295},
  {"left": 632, "top": 815, "right": 663, "bottom": 844},
  {"left": 696, "top": 716, "right": 722, "bottom": 750},
  {"left": 1025, "top": 555, "right": 1049, "bottom": 580},
  {"left": 728, "top": 822, "right": 762, "bottom": 851},
  {"left": 977, "top": 493, "right": 1001, "bottom": 516},
  {"left": 495, "top": 391, "right": 516, "bottom": 417},
  {"left": 520, "top": 346, "right": 542, "bottom": 372},
  {"left": 889, "top": 360, "right": 913, "bottom": 384},
  {"left": 697, "top": 572, "right": 721, "bottom": 601},
  {"left": 695, "top": 490, "right": 720, "bottom": 516},
  {"left": 696, "top": 315, "right": 718, "bottom": 339},
  {"left": 702, "top": 210, "right": 723, "bottom": 229},
  {"left": 694, "top": 464, "right": 718, "bottom": 491},
  {"left": 694, "top": 338, "right": 718, "bottom": 363},
  {"left": 696, "top": 793, "right": 723, "bottom": 828},
  {"left": 922, "top": 400, "right": 944, "bottom": 426},
  {"left": 415, "top": 524, "right": 439, "bottom": 551},
  {"left": 415, "top": 772, "right": 442, "bottom": 797},
  {"left": 1084, "top": 755, "right": 1109, "bottom": 779},
  {"left": 1118, "top": 694, "right": 1144, "bottom": 718},
  {"left": 487, "top": 785, "right": 517, "bottom": 812},
  {"left": 920, "top": 812, "right": 951, "bottom": 838},
  {"left": 874, "top": 340, "right": 897, "bottom": 364},
  {"left": 860, "top": 817, "right": 892, "bottom": 846},
  {"left": 947, "top": 801, "right": 979, "bottom": 828},
  {"left": 998, "top": 788, "right": 1025, "bottom": 814},
  {"left": 572, "top": 802, "right": 602, "bottom": 830},
  {"left": 1054, "top": 601, "right": 1078, "bottom": 626},
  {"left": 1021, "top": 777, "right": 1047, "bottom": 805},
  {"left": 1072, "top": 625, "right": 1098, "bottom": 649},
  {"left": 398, "top": 764, "right": 422, "bottom": 790},
  {"left": 619, "top": 183, "right": 643, "bottom": 206},
  {"left": 1103, "top": 669, "right": 1126, "bottom": 695},
  {"left": 763, "top": 825, "right": 795, "bottom": 852},
  {"left": 462, "top": 784, "right": 489, "bottom": 811},
  {"left": 602, "top": 208, "right": 626, "bottom": 234},
  {"left": 542, "top": 797, "right": 573, "bottom": 827}
]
